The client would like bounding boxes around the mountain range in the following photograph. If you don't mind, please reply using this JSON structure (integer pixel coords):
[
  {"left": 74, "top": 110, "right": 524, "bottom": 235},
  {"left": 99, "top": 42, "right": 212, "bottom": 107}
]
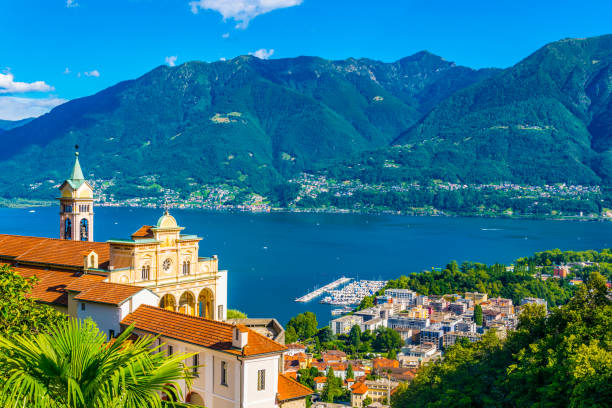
[{"left": 1, "top": 35, "right": 612, "bottom": 203}]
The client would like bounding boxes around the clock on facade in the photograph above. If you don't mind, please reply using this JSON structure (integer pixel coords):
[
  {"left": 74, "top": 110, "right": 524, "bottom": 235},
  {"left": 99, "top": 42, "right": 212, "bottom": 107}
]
[{"left": 162, "top": 258, "right": 172, "bottom": 272}]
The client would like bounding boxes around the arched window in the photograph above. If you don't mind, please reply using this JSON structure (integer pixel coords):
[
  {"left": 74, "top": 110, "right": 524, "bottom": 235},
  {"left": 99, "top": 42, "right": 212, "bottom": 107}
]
[
  {"left": 64, "top": 218, "right": 72, "bottom": 239},
  {"left": 141, "top": 265, "right": 150, "bottom": 280},
  {"left": 80, "top": 219, "right": 89, "bottom": 241},
  {"left": 182, "top": 260, "right": 191, "bottom": 276}
]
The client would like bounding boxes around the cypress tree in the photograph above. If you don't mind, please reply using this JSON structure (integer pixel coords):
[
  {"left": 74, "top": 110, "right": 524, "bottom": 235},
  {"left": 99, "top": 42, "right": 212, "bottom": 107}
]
[{"left": 474, "top": 304, "right": 483, "bottom": 326}]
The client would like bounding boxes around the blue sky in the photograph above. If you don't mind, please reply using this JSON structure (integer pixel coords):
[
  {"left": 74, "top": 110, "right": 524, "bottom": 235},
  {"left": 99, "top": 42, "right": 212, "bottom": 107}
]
[{"left": 1, "top": 0, "right": 611, "bottom": 120}]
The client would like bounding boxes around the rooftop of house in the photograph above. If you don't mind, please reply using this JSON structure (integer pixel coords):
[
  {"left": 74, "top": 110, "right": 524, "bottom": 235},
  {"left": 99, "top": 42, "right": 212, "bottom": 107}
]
[
  {"left": 121, "top": 305, "right": 287, "bottom": 357},
  {"left": 351, "top": 382, "right": 368, "bottom": 395},
  {"left": 372, "top": 357, "right": 400, "bottom": 369},
  {"left": 73, "top": 281, "right": 148, "bottom": 306},
  {"left": 7, "top": 264, "right": 106, "bottom": 306},
  {"left": 277, "top": 373, "right": 314, "bottom": 402},
  {"left": 285, "top": 343, "right": 307, "bottom": 350},
  {"left": 0, "top": 234, "right": 110, "bottom": 269},
  {"left": 131, "top": 225, "right": 155, "bottom": 240}
]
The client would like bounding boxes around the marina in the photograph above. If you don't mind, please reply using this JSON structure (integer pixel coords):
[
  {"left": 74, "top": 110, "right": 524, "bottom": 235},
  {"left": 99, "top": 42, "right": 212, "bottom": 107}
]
[
  {"left": 295, "top": 277, "right": 352, "bottom": 302},
  {"left": 321, "top": 279, "right": 388, "bottom": 305}
]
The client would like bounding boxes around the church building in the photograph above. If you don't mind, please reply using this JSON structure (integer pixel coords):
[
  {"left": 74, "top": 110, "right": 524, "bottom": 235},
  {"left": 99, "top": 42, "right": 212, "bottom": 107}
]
[{"left": 0, "top": 150, "right": 312, "bottom": 407}]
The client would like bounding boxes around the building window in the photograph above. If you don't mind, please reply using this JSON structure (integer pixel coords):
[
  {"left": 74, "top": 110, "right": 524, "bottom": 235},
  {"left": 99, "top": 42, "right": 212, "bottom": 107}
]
[
  {"left": 193, "top": 354, "right": 199, "bottom": 377},
  {"left": 257, "top": 369, "right": 265, "bottom": 391},
  {"left": 109, "top": 329, "right": 115, "bottom": 338},
  {"left": 80, "top": 218, "right": 89, "bottom": 241},
  {"left": 182, "top": 261, "right": 190, "bottom": 276},
  {"left": 141, "top": 265, "right": 150, "bottom": 280},
  {"left": 221, "top": 361, "right": 227, "bottom": 386},
  {"left": 64, "top": 218, "right": 72, "bottom": 240},
  {"left": 167, "top": 345, "right": 173, "bottom": 356},
  {"left": 81, "top": 303, "right": 85, "bottom": 311},
  {"left": 235, "top": 329, "right": 239, "bottom": 340},
  {"left": 218, "top": 305, "right": 224, "bottom": 320}
]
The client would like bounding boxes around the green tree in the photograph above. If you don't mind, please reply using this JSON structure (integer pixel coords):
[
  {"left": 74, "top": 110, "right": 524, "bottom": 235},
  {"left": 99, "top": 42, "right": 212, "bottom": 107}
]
[
  {"left": 387, "top": 348, "right": 397, "bottom": 360},
  {"left": 349, "top": 325, "right": 362, "bottom": 348},
  {"left": 316, "top": 327, "right": 335, "bottom": 343},
  {"left": 346, "top": 363, "right": 354, "bottom": 380},
  {"left": 363, "top": 396, "right": 373, "bottom": 407},
  {"left": 0, "top": 264, "right": 66, "bottom": 336},
  {"left": 474, "top": 304, "right": 483, "bottom": 326},
  {"left": 285, "top": 326, "right": 298, "bottom": 344},
  {"left": 0, "top": 319, "right": 194, "bottom": 408},
  {"left": 321, "top": 367, "right": 342, "bottom": 403},
  {"left": 373, "top": 328, "right": 403, "bottom": 352},
  {"left": 297, "top": 367, "right": 322, "bottom": 390},
  {"left": 287, "top": 312, "right": 318, "bottom": 340},
  {"left": 226, "top": 309, "right": 247, "bottom": 319}
]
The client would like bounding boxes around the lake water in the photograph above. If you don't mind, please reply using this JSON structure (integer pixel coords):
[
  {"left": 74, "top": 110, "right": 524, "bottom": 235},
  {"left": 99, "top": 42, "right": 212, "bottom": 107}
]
[{"left": 1, "top": 206, "right": 611, "bottom": 325}]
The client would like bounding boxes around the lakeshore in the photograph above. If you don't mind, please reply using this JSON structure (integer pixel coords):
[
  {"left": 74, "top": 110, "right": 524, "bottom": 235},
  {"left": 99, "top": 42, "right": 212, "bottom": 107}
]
[
  {"left": 1, "top": 206, "right": 611, "bottom": 324},
  {"left": 2, "top": 198, "right": 610, "bottom": 222}
]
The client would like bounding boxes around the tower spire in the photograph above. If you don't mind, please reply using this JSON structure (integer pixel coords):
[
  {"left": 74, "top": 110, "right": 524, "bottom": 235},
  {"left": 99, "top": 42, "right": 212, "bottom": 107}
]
[
  {"left": 58, "top": 144, "right": 94, "bottom": 241},
  {"left": 70, "top": 145, "right": 84, "bottom": 181}
]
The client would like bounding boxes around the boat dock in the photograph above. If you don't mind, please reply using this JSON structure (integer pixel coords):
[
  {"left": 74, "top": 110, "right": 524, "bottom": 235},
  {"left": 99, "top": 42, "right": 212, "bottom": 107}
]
[
  {"left": 320, "top": 279, "right": 387, "bottom": 305},
  {"left": 295, "top": 277, "right": 352, "bottom": 302}
]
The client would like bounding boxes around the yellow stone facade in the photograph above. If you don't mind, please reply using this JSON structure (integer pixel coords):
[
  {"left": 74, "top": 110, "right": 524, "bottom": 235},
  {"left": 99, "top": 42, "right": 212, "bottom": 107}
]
[{"left": 106, "top": 212, "right": 228, "bottom": 321}]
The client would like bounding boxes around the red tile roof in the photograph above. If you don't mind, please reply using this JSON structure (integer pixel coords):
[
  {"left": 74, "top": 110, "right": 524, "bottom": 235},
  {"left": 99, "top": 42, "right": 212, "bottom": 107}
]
[
  {"left": 277, "top": 373, "right": 313, "bottom": 402},
  {"left": 64, "top": 274, "right": 108, "bottom": 292},
  {"left": 131, "top": 225, "right": 154, "bottom": 239},
  {"left": 121, "top": 305, "right": 287, "bottom": 357},
  {"left": 373, "top": 357, "right": 400, "bottom": 369},
  {"left": 351, "top": 382, "right": 368, "bottom": 395},
  {"left": 7, "top": 264, "right": 105, "bottom": 306},
  {"left": 74, "top": 282, "right": 147, "bottom": 305},
  {"left": 313, "top": 376, "right": 327, "bottom": 383},
  {"left": 0, "top": 234, "right": 110, "bottom": 269}
]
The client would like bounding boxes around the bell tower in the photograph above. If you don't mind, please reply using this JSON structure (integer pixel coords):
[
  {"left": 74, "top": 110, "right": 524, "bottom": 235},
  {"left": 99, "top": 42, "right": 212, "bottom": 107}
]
[{"left": 58, "top": 146, "right": 94, "bottom": 241}]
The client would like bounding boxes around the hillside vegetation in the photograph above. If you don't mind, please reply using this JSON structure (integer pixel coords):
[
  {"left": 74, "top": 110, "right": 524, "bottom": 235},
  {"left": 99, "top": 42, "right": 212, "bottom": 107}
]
[
  {"left": 0, "top": 52, "right": 494, "bottom": 200},
  {"left": 3, "top": 35, "right": 612, "bottom": 209},
  {"left": 343, "top": 35, "right": 612, "bottom": 186}
]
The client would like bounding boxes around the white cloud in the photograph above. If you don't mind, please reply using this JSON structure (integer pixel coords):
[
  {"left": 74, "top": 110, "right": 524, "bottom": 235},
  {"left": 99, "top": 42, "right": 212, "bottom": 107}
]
[
  {"left": 189, "top": 0, "right": 303, "bottom": 29},
  {"left": 249, "top": 48, "right": 274, "bottom": 59},
  {"left": 63, "top": 67, "right": 71, "bottom": 74},
  {"left": 222, "top": 32, "right": 230, "bottom": 38},
  {"left": 165, "top": 56, "right": 178, "bottom": 67},
  {"left": 66, "top": 0, "right": 79, "bottom": 8},
  {"left": 0, "top": 73, "right": 54, "bottom": 94},
  {"left": 84, "top": 70, "right": 100, "bottom": 77},
  {"left": 220, "top": 57, "right": 227, "bottom": 61},
  {"left": 0, "top": 96, "right": 68, "bottom": 120}
]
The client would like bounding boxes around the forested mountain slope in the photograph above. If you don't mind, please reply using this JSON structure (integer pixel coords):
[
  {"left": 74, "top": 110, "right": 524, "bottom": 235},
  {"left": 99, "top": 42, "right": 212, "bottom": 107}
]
[
  {"left": 0, "top": 52, "right": 494, "bottom": 199},
  {"left": 388, "top": 35, "right": 612, "bottom": 185}
]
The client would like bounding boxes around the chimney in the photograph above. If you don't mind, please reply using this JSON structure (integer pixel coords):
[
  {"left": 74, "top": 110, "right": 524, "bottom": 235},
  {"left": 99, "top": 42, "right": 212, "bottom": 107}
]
[{"left": 232, "top": 325, "right": 249, "bottom": 349}]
